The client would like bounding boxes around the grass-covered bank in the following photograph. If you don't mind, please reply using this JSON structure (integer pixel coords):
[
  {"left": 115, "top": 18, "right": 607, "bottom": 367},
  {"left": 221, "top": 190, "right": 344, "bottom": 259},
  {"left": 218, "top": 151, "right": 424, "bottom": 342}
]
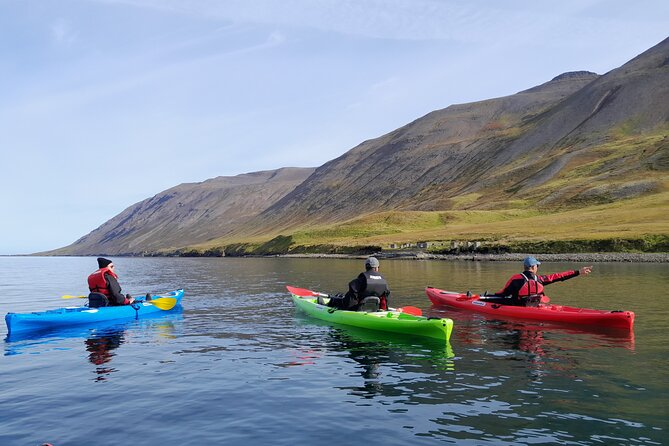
[
  {"left": 168, "top": 234, "right": 669, "bottom": 261},
  {"left": 166, "top": 177, "right": 669, "bottom": 259}
]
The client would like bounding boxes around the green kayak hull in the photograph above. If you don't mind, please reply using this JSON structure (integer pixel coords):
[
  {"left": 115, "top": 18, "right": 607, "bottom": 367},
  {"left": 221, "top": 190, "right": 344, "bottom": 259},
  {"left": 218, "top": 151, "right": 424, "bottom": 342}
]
[{"left": 289, "top": 289, "right": 452, "bottom": 341}]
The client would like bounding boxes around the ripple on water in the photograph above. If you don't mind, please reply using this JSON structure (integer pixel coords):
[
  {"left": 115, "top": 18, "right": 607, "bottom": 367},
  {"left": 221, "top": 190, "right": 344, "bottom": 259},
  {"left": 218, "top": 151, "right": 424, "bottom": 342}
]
[{"left": 1, "top": 257, "right": 667, "bottom": 445}]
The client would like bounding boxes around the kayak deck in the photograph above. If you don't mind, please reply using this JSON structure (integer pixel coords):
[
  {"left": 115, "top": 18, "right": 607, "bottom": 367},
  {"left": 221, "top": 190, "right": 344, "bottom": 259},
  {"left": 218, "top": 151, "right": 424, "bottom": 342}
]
[
  {"left": 5, "top": 289, "right": 184, "bottom": 335},
  {"left": 288, "top": 286, "right": 452, "bottom": 341},
  {"left": 426, "top": 287, "right": 634, "bottom": 331}
]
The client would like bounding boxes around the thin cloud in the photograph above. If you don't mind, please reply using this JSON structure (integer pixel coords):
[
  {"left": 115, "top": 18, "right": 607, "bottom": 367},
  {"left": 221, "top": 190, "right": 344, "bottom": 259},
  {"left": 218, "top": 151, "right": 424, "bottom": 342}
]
[
  {"left": 81, "top": 0, "right": 534, "bottom": 41},
  {"left": 51, "top": 18, "right": 78, "bottom": 46},
  {"left": 82, "top": 0, "right": 653, "bottom": 45},
  {"left": 4, "top": 27, "right": 285, "bottom": 117}
]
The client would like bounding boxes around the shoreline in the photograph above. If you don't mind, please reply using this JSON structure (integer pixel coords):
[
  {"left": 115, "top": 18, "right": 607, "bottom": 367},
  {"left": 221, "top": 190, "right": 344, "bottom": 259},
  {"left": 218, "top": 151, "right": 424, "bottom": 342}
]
[
  {"left": 279, "top": 252, "right": 669, "bottom": 263},
  {"left": 8, "top": 252, "right": 669, "bottom": 263}
]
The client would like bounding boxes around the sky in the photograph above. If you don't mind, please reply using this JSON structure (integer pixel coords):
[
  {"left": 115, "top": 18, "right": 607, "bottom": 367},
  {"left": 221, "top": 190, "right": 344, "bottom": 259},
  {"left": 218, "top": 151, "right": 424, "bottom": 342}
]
[{"left": 1, "top": 0, "right": 667, "bottom": 255}]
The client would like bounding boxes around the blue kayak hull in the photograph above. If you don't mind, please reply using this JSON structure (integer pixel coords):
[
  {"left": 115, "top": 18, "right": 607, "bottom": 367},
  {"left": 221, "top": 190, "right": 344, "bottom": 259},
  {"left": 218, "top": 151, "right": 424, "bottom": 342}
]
[{"left": 5, "top": 289, "right": 184, "bottom": 335}]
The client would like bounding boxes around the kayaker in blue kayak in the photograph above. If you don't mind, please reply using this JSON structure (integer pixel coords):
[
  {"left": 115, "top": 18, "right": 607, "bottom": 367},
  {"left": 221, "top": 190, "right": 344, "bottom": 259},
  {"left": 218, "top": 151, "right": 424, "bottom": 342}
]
[
  {"left": 86, "top": 329, "right": 125, "bottom": 366},
  {"left": 87, "top": 258, "right": 136, "bottom": 307},
  {"left": 487, "top": 256, "right": 592, "bottom": 306},
  {"left": 326, "top": 257, "right": 391, "bottom": 311}
]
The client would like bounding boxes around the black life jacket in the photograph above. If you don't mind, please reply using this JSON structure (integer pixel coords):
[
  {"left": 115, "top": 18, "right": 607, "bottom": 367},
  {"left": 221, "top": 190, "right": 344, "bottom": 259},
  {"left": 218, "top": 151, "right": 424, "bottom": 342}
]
[{"left": 362, "top": 270, "right": 389, "bottom": 298}]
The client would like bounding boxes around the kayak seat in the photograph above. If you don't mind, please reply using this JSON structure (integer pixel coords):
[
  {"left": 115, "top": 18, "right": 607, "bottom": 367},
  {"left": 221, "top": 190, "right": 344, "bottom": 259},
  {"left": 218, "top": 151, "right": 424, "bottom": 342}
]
[
  {"left": 88, "top": 292, "right": 109, "bottom": 308},
  {"left": 524, "top": 294, "right": 543, "bottom": 307},
  {"left": 358, "top": 296, "right": 380, "bottom": 313}
]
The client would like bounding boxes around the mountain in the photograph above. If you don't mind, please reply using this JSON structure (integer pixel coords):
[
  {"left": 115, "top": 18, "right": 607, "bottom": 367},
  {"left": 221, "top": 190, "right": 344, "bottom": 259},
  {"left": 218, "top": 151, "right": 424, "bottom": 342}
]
[
  {"left": 233, "top": 38, "right": 668, "bottom": 238},
  {"left": 237, "top": 71, "right": 600, "bottom": 234},
  {"left": 48, "top": 167, "right": 315, "bottom": 255},
  {"left": 51, "top": 37, "right": 669, "bottom": 256}
]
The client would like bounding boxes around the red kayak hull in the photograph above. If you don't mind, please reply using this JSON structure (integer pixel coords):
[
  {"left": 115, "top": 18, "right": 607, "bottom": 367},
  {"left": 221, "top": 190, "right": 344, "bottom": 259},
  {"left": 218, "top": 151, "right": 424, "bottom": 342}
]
[{"left": 425, "top": 287, "right": 634, "bottom": 331}]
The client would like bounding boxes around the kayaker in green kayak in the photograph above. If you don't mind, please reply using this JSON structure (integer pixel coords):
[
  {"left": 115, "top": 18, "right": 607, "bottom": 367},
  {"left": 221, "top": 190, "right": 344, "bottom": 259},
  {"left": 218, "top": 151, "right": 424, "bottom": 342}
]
[
  {"left": 486, "top": 256, "right": 592, "bottom": 306},
  {"left": 326, "top": 257, "right": 391, "bottom": 311},
  {"left": 87, "top": 258, "right": 136, "bottom": 307}
]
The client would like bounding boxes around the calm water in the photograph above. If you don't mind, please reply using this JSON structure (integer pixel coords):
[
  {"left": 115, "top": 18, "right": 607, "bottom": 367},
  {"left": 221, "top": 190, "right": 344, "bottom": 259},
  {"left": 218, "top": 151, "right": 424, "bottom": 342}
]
[{"left": 1, "top": 256, "right": 667, "bottom": 446}]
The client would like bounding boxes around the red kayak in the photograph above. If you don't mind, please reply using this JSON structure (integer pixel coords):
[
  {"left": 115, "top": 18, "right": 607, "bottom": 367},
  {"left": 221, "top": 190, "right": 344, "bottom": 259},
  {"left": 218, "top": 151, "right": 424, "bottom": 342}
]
[{"left": 425, "top": 287, "right": 634, "bottom": 330}]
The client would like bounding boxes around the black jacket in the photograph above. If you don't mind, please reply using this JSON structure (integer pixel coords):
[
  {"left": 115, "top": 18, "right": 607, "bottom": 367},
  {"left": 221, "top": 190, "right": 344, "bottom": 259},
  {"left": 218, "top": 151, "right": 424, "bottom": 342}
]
[{"left": 104, "top": 273, "right": 128, "bottom": 306}]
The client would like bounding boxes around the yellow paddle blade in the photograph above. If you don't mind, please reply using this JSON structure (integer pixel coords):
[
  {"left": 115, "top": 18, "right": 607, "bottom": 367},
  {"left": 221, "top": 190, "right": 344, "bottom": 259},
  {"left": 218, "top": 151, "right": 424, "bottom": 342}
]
[
  {"left": 148, "top": 297, "right": 177, "bottom": 311},
  {"left": 62, "top": 295, "right": 87, "bottom": 299}
]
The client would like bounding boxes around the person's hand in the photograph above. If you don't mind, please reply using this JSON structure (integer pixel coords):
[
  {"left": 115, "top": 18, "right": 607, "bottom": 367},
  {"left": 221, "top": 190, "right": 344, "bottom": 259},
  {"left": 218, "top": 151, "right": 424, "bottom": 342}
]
[
  {"left": 126, "top": 293, "right": 135, "bottom": 304},
  {"left": 579, "top": 266, "right": 593, "bottom": 276}
]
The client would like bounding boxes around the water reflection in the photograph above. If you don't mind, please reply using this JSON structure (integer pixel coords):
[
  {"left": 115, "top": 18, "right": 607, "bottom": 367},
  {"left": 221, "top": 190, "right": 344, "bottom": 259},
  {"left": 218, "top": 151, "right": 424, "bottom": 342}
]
[
  {"left": 4, "top": 311, "right": 183, "bottom": 360},
  {"left": 281, "top": 348, "right": 320, "bottom": 367},
  {"left": 340, "top": 342, "right": 385, "bottom": 398},
  {"left": 430, "top": 306, "right": 636, "bottom": 351},
  {"left": 85, "top": 328, "right": 126, "bottom": 381},
  {"left": 292, "top": 317, "right": 456, "bottom": 401},
  {"left": 428, "top": 305, "right": 637, "bottom": 387}
]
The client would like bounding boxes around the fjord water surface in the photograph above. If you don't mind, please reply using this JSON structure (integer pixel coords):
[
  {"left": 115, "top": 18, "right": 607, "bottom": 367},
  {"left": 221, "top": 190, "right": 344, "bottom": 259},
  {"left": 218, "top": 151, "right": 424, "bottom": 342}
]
[{"left": 1, "top": 256, "right": 666, "bottom": 445}]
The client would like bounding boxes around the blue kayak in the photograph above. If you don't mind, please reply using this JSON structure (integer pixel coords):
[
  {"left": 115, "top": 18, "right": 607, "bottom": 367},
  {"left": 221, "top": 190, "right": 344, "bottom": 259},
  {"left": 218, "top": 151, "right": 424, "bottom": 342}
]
[{"left": 5, "top": 289, "right": 184, "bottom": 335}]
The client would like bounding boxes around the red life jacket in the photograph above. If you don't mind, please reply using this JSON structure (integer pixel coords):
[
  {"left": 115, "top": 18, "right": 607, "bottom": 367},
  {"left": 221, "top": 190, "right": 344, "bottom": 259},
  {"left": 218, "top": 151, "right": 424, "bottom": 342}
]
[
  {"left": 515, "top": 273, "right": 545, "bottom": 297},
  {"left": 87, "top": 267, "right": 118, "bottom": 297}
]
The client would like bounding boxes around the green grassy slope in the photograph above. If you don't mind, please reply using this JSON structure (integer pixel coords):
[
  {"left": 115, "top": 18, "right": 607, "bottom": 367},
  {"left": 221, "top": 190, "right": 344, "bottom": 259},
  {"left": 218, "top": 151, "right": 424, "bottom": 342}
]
[{"left": 181, "top": 130, "right": 668, "bottom": 255}]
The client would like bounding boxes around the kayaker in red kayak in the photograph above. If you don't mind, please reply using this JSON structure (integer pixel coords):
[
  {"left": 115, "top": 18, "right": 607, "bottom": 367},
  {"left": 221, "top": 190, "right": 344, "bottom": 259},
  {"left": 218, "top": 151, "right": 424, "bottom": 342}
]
[
  {"left": 87, "top": 258, "right": 136, "bottom": 307},
  {"left": 326, "top": 257, "right": 391, "bottom": 311},
  {"left": 486, "top": 256, "right": 592, "bottom": 306}
]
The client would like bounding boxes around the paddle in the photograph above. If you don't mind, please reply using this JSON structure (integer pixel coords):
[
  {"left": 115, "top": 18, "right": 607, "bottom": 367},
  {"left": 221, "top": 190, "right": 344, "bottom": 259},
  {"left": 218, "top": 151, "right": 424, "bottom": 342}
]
[
  {"left": 482, "top": 293, "right": 551, "bottom": 304},
  {"left": 456, "top": 291, "right": 551, "bottom": 305},
  {"left": 139, "top": 297, "right": 177, "bottom": 310},
  {"left": 286, "top": 286, "right": 423, "bottom": 316},
  {"left": 285, "top": 286, "right": 326, "bottom": 298},
  {"left": 395, "top": 306, "right": 423, "bottom": 316},
  {"left": 61, "top": 295, "right": 177, "bottom": 311}
]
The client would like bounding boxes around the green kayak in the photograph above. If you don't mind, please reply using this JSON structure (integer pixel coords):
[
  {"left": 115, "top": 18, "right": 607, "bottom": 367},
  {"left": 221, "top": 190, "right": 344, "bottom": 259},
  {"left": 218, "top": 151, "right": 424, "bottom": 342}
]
[{"left": 287, "top": 286, "right": 453, "bottom": 341}]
